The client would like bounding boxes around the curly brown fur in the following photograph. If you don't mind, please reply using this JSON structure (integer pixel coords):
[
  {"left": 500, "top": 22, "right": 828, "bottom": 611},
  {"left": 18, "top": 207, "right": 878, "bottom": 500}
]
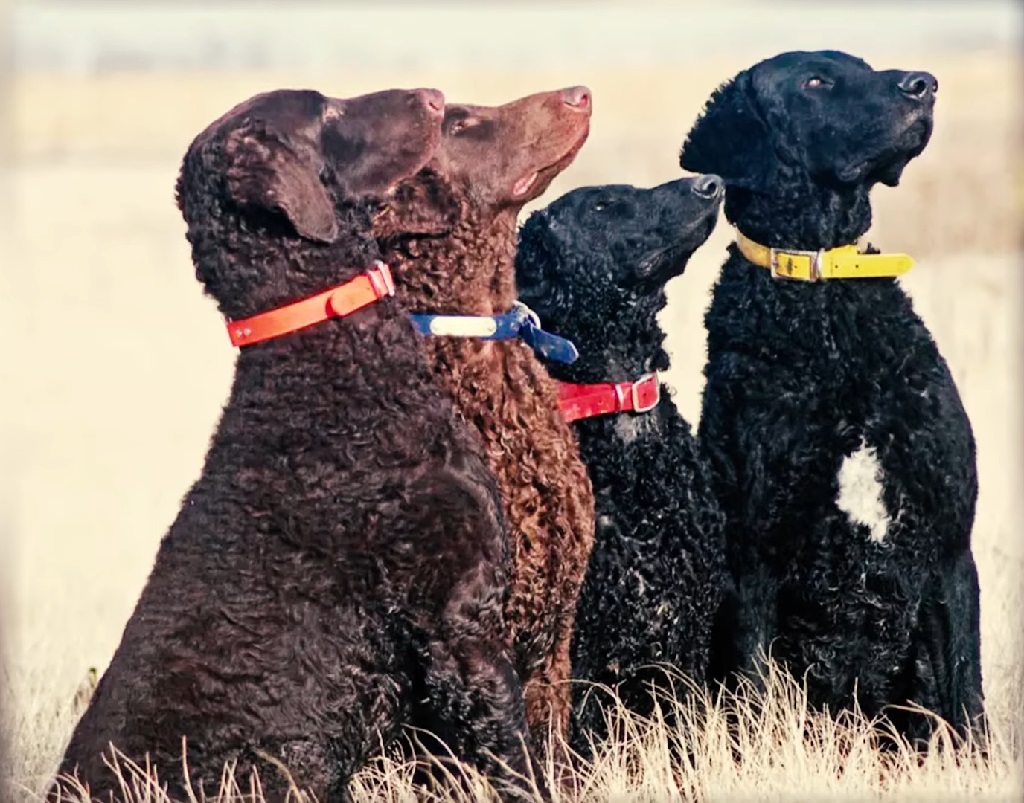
[
  {"left": 379, "top": 88, "right": 597, "bottom": 755},
  {"left": 50, "top": 88, "right": 540, "bottom": 803}
]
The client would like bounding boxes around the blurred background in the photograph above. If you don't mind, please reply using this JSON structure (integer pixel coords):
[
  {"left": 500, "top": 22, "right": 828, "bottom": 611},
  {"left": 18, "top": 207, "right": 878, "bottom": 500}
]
[{"left": 1, "top": 0, "right": 1021, "bottom": 789}]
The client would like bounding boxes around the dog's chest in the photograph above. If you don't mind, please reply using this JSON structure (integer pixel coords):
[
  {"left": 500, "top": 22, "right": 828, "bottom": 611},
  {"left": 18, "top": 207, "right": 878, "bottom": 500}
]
[
  {"left": 613, "top": 412, "right": 660, "bottom": 444},
  {"left": 720, "top": 341, "right": 975, "bottom": 555},
  {"left": 803, "top": 377, "right": 972, "bottom": 551},
  {"left": 834, "top": 436, "right": 892, "bottom": 544},
  {"left": 584, "top": 412, "right": 700, "bottom": 521}
]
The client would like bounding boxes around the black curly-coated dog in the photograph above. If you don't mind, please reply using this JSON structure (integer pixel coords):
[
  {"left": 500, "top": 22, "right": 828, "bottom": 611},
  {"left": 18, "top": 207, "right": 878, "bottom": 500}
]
[
  {"left": 51, "top": 88, "right": 539, "bottom": 803},
  {"left": 515, "top": 175, "right": 728, "bottom": 754},
  {"left": 679, "top": 50, "right": 986, "bottom": 746}
]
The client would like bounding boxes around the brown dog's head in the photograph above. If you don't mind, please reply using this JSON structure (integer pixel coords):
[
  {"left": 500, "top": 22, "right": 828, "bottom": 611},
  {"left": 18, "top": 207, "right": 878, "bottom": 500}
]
[
  {"left": 377, "top": 87, "right": 592, "bottom": 310},
  {"left": 441, "top": 86, "right": 592, "bottom": 209},
  {"left": 376, "top": 86, "right": 592, "bottom": 239},
  {"left": 176, "top": 87, "right": 445, "bottom": 318}
]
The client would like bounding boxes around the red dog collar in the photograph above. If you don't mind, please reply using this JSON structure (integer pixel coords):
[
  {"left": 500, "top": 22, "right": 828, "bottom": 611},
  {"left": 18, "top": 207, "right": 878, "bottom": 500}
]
[
  {"left": 557, "top": 372, "right": 661, "bottom": 423},
  {"left": 226, "top": 261, "right": 395, "bottom": 347}
]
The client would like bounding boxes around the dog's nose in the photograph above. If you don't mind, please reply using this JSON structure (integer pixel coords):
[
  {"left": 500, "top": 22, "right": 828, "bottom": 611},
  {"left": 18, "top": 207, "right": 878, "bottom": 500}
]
[
  {"left": 562, "top": 86, "right": 592, "bottom": 111},
  {"left": 897, "top": 71, "right": 938, "bottom": 100},
  {"left": 417, "top": 88, "right": 445, "bottom": 115},
  {"left": 692, "top": 174, "right": 724, "bottom": 200}
]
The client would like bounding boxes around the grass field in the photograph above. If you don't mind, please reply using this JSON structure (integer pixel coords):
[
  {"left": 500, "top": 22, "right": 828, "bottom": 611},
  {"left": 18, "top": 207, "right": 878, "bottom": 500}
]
[{"left": 2, "top": 50, "right": 1022, "bottom": 801}]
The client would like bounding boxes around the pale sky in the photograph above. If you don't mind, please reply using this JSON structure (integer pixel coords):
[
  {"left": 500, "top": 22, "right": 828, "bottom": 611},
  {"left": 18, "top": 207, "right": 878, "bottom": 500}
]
[{"left": 11, "top": 0, "right": 1021, "bottom": 73}]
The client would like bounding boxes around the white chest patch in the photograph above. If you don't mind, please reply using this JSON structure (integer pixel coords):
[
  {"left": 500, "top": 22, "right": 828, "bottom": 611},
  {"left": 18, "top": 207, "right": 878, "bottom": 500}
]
[
  {"left": 615, "top": 414, "right": 640, "bottom": 444},
  {"left": 836, "top": 439, "right": 890, "bottom": 544},
  {"left": 614, "top": 412, "right": 657, "bottom": 444}
]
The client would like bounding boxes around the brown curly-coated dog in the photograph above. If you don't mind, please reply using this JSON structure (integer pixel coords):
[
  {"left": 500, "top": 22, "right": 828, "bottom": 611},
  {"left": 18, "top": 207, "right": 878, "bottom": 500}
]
[
  {"left": 376, "top": 87, "right": 596, "bottom": 754},
  {"left": 49, "top": 88, "right": 541, "bottom": 803}
]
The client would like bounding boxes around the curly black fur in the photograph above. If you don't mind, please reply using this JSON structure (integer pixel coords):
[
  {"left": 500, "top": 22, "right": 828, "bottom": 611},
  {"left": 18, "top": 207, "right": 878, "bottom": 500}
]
[
  {"left": 515, "top": 177, "right": 728, "bottom": 755},
  {"left": 50, "top": 88, "right": 538, "bottom": 803},
  {"left": 679, "top": 51, "right": 986, "bottom": 746}
]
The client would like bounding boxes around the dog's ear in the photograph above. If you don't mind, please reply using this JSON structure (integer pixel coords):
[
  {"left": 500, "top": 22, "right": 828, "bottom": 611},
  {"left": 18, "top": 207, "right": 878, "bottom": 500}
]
[
  {"left": 679, "top": 71, "right": 774, "bottom": 193},
  {"left": 514, "top": 210, "right": 565, "bottom": 301},
  {"left": 222, "top": 118, "right": 339, "bottom": 244},
  {"left": 373, "top": 168, "right": 459, "bottom": 240}
]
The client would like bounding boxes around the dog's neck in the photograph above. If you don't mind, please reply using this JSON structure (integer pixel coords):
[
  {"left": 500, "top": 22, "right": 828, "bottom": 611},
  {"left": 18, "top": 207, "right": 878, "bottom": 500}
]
[
  {"left": 725, "top": 166, "right": 874, "bottom": 251},
  {"left": 207, "top": 299, "right": 451, "bottom": 474},
  {"left": 546, "top": 288, "right": 671, "bottom": 386},
  {"left": 234, "top": 294, "right": 408, "bottom": 387},
  {"left": 189, "top": 205, "right": 380, "bottom": 322},
  {"left": 385, "top": 207, "right": 519, "bottom": 316},
  {"left": 194, "top": 219, "right": 434, "bottom": 438}
]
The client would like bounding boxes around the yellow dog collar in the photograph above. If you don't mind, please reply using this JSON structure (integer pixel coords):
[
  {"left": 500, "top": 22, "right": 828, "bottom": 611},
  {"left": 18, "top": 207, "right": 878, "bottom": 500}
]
[{"left": 735, "top": 230, "right": 914, "bottom": 282}]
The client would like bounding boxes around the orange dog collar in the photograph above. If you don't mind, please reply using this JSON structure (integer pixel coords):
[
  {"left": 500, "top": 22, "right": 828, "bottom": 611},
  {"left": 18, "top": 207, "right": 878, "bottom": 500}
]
[{"left": 226, "top": 261, "right": 395, "bottom": 347}]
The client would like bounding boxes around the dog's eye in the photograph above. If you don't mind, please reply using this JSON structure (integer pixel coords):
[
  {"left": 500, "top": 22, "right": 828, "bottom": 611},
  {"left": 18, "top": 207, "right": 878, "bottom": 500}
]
[
  {"left": 593, "top": 201, "right": 608, "bottom": 212},
  {"left": 447, "top": 117, "right": 478, "bottom": 136},
  {"left": 802, "top": 76, "right": 832, "bottom": 90}
]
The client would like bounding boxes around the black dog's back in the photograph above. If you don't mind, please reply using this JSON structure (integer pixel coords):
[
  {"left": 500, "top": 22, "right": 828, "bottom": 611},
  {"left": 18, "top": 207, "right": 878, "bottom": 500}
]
[{"left": 515, "top": 176, "right": 727, "bottom": 753}]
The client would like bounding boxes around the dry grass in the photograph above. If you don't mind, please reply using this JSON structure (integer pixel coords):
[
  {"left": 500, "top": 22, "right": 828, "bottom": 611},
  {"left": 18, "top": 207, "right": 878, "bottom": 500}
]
[
  {"left": 3, "top": 52, "right": 1023, "bottom": 801},
  {"left": 16, "top": 667, "right": 1024, "bottom": 803}
]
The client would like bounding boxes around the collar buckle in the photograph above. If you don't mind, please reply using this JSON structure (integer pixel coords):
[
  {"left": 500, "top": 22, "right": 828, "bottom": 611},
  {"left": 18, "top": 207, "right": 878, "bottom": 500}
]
[
  {"left": 511, "top": 300, "right": 542, "bottom": 330},
  {"left": 630, "top": 372, "right": 660, "bottom": 414},
  {"left": 367, "top": 260, "right": 395, "bottom": 299},
  {"left": 769, "top": 246, "right": 824, "bottom": 282}
]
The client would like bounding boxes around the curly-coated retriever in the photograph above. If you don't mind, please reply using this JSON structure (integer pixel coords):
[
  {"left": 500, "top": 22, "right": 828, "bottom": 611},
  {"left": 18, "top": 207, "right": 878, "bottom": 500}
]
[
  {"left": 376, "top": 87, "right": 596, "bottom": 752},
  {"left": 52, "top": 88, "right": 539, "bottom": 803},
  {"left": 679, "top": 50, "right": 986, "bottom": 745},
  {"left": 514, "top": 175, "right": 728, "bottom": 754}
]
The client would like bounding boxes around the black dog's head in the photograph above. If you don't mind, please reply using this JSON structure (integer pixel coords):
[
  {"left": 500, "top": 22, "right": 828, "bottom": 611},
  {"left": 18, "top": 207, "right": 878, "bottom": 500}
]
[
  {"left": 515, "top": 175, "right": 723, "bottom": 381},
  {"left": 176, "top": 87, "right": 445, "bottom": 319},
  {"left": 680, "top": 50, "right": 936, "bottom": 193},
  {"left": 679, "top": 52, "right": 937, "bottom": 239},
  {"left": 679, "top": 51, "right": 936, "bottom": 248}
]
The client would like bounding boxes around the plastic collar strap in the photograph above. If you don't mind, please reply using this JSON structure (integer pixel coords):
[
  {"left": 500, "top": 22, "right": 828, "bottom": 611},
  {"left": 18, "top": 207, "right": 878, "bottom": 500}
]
[
  {"left": 735, "top": 230, "right": 914, "bottom": 282},
  {"left": 226, "top": 261, "right": 395, "bottom": 348},
  {"left": 408, "top": 301, "right": 579, "bottom": 364},
  {"left": 556, "top": 372, "right": 661, "bottom": 423}
]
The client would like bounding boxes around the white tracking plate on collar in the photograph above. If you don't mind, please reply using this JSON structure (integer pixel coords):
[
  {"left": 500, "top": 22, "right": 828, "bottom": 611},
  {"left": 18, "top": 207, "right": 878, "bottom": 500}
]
[{"left": 425, "top": 316, "right": 499, "bottom": 337}]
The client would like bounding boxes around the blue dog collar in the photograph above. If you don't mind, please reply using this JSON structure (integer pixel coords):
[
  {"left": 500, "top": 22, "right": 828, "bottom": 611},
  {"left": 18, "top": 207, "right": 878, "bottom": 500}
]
[{"left": 409, "top": 301, "right": 579, "bottom": 364}]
